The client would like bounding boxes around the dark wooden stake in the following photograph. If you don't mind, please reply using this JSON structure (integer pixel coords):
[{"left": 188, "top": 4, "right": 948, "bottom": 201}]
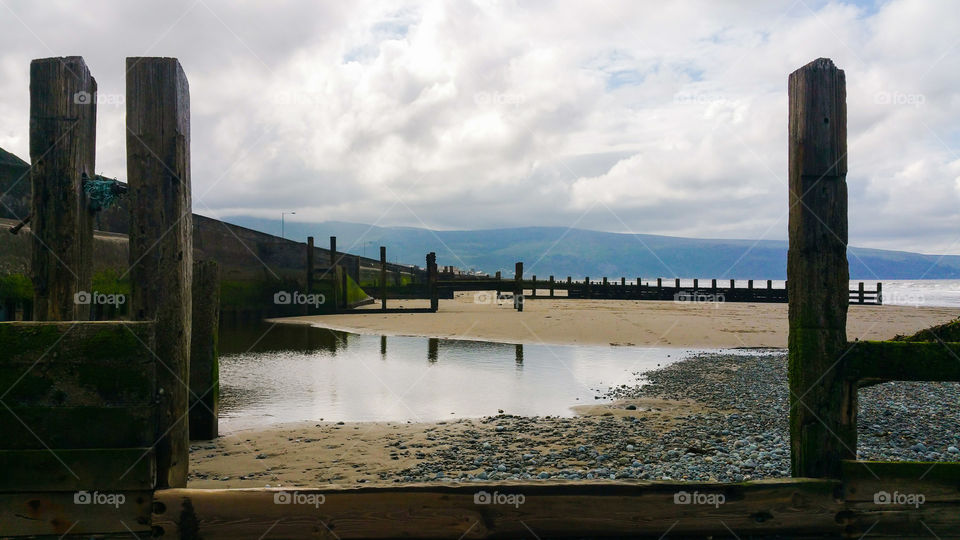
[
  {"left": 306, "top": 236, "right": 314, "bottom": 294},
  {"left": 190, "top": 260, "right": 219, "bottom": 441},
  {"left": 787, "top": 57, "right": 852, "bottom": 479},
  {"left": 380, "top": 246, "right": 387, "bottom": 310},
  {"left": 514, "top": 262, "right": 523, "bottom": 311},
  {"left": 29, "top": 57, "right": 96, "bottom": 321},
  {"left": 127, "top": 57, "right": 193, "bottom": 488},
  {"left": 427, "top": 252, "right": 438, "bottom": 312}
]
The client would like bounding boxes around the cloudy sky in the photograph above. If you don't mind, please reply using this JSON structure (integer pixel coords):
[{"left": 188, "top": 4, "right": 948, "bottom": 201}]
[{"left": 1, "top": 0, "right": 959, "bottom": 254}]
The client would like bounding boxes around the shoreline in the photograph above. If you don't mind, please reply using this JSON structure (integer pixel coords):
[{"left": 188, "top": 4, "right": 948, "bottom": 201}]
[
  {"left": 190, "top": 350, "right": 960, "bottom": 488},
  {"left": 268, "top": 295, "right": 958, "bottom": 348}
]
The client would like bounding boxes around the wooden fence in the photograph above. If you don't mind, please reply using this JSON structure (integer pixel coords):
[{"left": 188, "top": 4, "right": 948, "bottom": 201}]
[{"left": 2, "top": 56, "right": 958, "bottom": 539}]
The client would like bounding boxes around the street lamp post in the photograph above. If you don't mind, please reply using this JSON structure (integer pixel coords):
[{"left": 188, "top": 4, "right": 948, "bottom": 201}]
[{"left": 281, "top": 211, "right": 295, "bottom": 239}]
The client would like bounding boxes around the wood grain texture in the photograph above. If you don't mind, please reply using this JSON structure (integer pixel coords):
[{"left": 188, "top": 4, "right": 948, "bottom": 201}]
[
  {"left": 126, "top": 57, "right": 193, "bottom": 488},
  {"left": 152, "top": 480, "right": 843, "bottom": 539},
  {"left": 189, "top": 260, "right": 220, "bottom": 441},
  {"left": 0, "top": 448, "right": 155, "bottom": 491},
  {"left": 787, "top": 57, "right": 854, "bottom": 479},
  {"left": 28, "top": 56, "right": 96, "bottom": 321},
  {"left": 844, "top": 341, "right": 960, "bottom": 383},
  {"left": 0, "top": 490, "right": 153, "bottom": 536}
]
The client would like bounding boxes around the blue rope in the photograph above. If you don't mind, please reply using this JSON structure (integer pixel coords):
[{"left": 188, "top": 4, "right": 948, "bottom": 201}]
[{"left": 83, "top": 176, "right": 124, "bottom": 211}]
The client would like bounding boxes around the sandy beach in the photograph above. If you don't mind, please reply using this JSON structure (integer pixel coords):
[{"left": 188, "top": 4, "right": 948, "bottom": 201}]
[
  {"left": 270, "top": 293, "right": 958, "bottom": 348},
  {"left": 189, "top": 297, "right": 960, "bottom": 489}
]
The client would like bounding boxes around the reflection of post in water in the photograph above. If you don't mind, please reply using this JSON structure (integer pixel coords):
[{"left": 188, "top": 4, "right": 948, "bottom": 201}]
[
  {"left": 428, "top": 337, "right": 439, "bottom": 363},
  {"left": 515, "top": 343, "right": 524, "bottom": 365},
  {"left": 380, "top": 335, "right": 387, "bottom": 359}
]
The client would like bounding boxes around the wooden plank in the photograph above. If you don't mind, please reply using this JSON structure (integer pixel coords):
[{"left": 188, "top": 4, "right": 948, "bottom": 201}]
[
  {"left": 0, "top": 321, "right": 156, "bottom": 407},
  {"left": 29, "top": 57, "right": 96, "bottom": 322},
  {"left": 0, "top": 490, "right": 153, "bottom": 536},
  {"left": 152, "top": 480, "right": 842, "bottom": 539},
  {"left": 787, "top": 57, "right": 853, "bottom": 479},
  {"left": 126, "top": 57, "right": 192, "bottom": 489},
  {"left": 843, "top": 341, "right": 960, "bottom": 383},
  {"left": 843, "top": 461, "right": 960, "bottom": 503},
  {"left": 0, "top": 449, "right": 155, "bottom": 491},
  {"left": 190, "top": 260, "right": 220, "bottom": 441},
  {"left": 0, "top": 406, "right": 154, "bottom": 449}
]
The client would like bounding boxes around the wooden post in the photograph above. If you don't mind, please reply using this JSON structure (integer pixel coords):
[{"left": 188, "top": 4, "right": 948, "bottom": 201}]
[
  {"left": 711, "top": 279, "right": 717, "bottom": 292},
  {"left": 330, "top": 236, "right": 338, "bottom": 267},
  {"left": 657, "top": 278, "right": 662, "bottom": 289},
  {"left": 858, "top": 282, "right": 864, "bottom": 304},
  {"left": 549, "top": 275, "right": 554, "bottom": 297},
  {"left": 380, "top": 246, "right": 387, "bottom": 310},
  {"left": 530, "top": 275, "right": 536, "bottom": 298},
  {"left": 306, "top": 236, "right": 314, "bottom": 294},
  {"left": 730, "top": 279, "right": 735, "bottom": 289},
  {"left": 584, "top": 277, "right": 590, "bottom": 299},
  {"left": 190, "top": 260, "right": 219, "bottom": 441},
  {"left": 428, "top": 337, "right": 439, "bottom": 363},
  {"left": 514, "top": 262, "right": 523, "bottom": 311},
  {"left": 693, "top": 278, "right": 698, "bottom": 290},
  {"left": 767, "top": 279, "right": 773, "bottom": 290},
  {"left": 29, "top": 57, "right": 96, "bottom": 321},
  {"left": 127, "top": 57, "right": 193, "bottom": 488},
  {"left": 515, "top": 344, "right": 524, "bottom": 364},
  {"left": 427, "top": 252, "right": 438, "bottom": 312},
  {"left": 748, "top": 279, "right": 754, "bottom": 289},
  {"left": 675, "top": 278, "right": 680, "bottom": 289},
  {"left": 876, "top": 282, "right": 882, "bottom": 305},
  {"left": 788, "top": 58, "right": 852, "bottom": 479}
]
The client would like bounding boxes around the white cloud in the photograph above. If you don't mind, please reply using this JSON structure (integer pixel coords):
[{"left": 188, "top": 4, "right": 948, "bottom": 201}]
[{"left": 1, "top": 0, "right": 959, "bottom": 254}]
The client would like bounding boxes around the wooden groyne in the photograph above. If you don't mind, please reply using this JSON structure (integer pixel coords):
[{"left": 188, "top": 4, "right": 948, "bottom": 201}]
[
  {"left": 2, "top": 55, "right": 957, "bottom": 539},
  {"left": 434, "top": 274, "right": 882, "bottom": 305}
]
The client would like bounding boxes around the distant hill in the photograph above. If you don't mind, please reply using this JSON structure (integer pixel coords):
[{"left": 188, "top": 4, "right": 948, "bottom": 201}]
[{"left": 222, "top": 217, "right": 960, "bottom": 280}]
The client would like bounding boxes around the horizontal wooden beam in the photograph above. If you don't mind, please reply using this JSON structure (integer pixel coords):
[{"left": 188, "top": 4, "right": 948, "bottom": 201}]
[
  {"left": 153, "top": 480, "right": 842, "bottom": 539},
  {"left": 844, "top": 341, "right": 960, "bottom": 383},
  {"left": 0, "top": 448, "right": 155, "bottom": 491},
  {"left": 0, "top": 406, "right": 155, "bottom": 449},
  {"left": 0, "top": 490, "right": 152, "bottom": 536}
]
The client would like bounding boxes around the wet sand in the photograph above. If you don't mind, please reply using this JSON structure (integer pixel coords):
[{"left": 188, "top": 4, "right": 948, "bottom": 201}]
[{"left": 270, "top": 294, "right": 957, "bottom": 348}]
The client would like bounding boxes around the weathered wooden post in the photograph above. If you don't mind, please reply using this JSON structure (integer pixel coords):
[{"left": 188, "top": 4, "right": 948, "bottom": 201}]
[
  {"left": 748, "top": 279, "right": 754, "bottom": 289},
  {"left": 190, "top": 260, "right": 219, "bottom": 440},
  {"left": 306, "top": 236, "right": 314, "bottom": 294},
  {"left": 584, "top": 276, "right": 590, "bottom": 299},
  {"left": 675, "top": 278, "right": 680, "bottom": 290},
  {"left": 693, "top": 278, "right": 698, "bottom": 290},
  {"left": 428, "top": 337, "right": 438, "bottom": 362},
  {"left": 530, "top": 275, "right": 537, "bottom": 298},
  {"left": 380, "top": 246, "right": 387, "bottom": 310},
  {"left": 788, "top": 58, "right": 852, "bottom": 479},
  {"left": 515, "top": 344, "right": 524, "bottom": 364},
  {"left": 767, "top": 279, "right": 773, "bottom": 290},
  {"left": 876, "top": 282, "right": 882, "bottom": 305},
  {"left": 29, "top": 57, "right": 96, "bottom": 321},
  {"left": 730, "top": 279, "right": 735, "bottom": 289},
  {"left": 127, "top": 57, "right": 193, "bottom": 487},
  {"left": 427, "top": 252, "right": 438, "bottom": 312},
  {"left": 712, "top": 278, "right": 717, "bottom": 292},
  {"left": 858, "top": 282, "right": 864, "bottom": 304},
  {"left": 514, "top": 262, "right": 523, "bottom": 311}
]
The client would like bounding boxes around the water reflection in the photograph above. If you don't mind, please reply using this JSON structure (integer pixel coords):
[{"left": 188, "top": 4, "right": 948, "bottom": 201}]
[{"left": 217, "top": 321, "right": 689, "bottom": 432}]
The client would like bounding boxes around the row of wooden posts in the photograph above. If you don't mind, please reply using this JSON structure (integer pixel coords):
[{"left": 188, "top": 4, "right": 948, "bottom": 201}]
[{"left": 4, "top": 56, "right": 218, "bottom": 491}]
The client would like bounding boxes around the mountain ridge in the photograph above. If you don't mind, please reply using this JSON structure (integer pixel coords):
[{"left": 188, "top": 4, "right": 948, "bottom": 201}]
[{"left": 220, "top": 216, "right": 960, "bottom": 280}]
